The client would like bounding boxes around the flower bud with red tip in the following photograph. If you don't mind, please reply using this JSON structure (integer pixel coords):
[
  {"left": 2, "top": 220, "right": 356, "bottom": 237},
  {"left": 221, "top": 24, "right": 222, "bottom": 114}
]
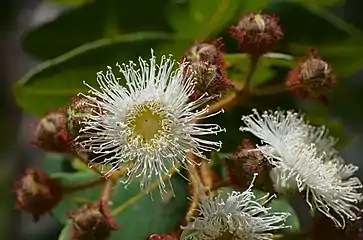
[
  {"left": 14, "top": 168, "right": 63, "bottom": 221},
  {"left": 32, "top": 111, "right": 70, "bottom": 153},
  {"left": 226, "top": 139, "right": 273, "bottom": 191},
  {"left": 285, "top": 49, "right": 334, "bottom": 103},
  {"left": 68, "top": 201, "right": 119, "bottom": 240},
  {"left": 229, "top": 13, "right": 283, "bottom": 56}
]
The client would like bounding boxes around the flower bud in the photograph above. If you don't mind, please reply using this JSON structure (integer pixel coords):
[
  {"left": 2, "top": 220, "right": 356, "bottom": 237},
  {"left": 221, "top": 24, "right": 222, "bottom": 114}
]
[
  {"left": 285, "top": 49, "right": 334, "bottom": 103},
  {"left": 186, "top": 61, "right": 232, "bottom": 101},
  {"left": 68, "top": 201, "right": 119, "bottom": 240},
  {"left": 65, "top": 96, "right": 99, "bottom": 141},
  {"left": 32, "top": 111, "right": 70, "bottom": 153},
  {"left": 183, "top": 39, "right": 225, "bottom": 68},
  {"left": 229, "top": 13, "right": 283, "bottom": 56},
  {"left": 14, "top": 168, "right": 63, "bottom": 221},
  {"left": 148, "top": 234, "right": 178, "bottom": 240},
  {"left": 225, "top": 139, "right": 272, "bottom": 191}
]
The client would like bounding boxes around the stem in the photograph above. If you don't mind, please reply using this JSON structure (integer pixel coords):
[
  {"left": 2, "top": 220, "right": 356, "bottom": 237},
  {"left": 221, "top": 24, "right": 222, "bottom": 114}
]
[
  {"left": 243, "top": 55, "right": 260, "bottom": 93},
  {"left": 101, "top": 178, "right": 114, "bottom": 202},
  {"left": 63, "top": 177, "right": 105, "bottom": 194},
  {"left": 253, "top": 83, "right": 290, "bottom": 96},
  {"left": 185, "top": 155, "right": 203, "bottom": 223}
]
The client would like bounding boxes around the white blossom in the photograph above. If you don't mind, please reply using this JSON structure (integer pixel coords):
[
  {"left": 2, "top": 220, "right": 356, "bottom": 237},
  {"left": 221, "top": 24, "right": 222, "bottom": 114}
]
[
  {"left": 79, "top": 50, "right": 224, "bottom": 193},
  {"left": 181, "top": 178, "right": 290, "bottom": 240},
  {"left": 241, "top": 109, "right": 363, "bottom": 228}
]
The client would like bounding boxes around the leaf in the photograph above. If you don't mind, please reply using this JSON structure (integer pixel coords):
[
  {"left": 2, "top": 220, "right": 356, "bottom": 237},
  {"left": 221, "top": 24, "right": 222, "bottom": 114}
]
[
  {"left": 253, "top": 190, "right": 300, "bottom": 232},
  {"left": 51, "top": 171, "right": 188, "bottom": 239},
  {"left": 265, "top": 2, "right": 360, "bottom": 45},
  {"left": 58, "top": 222, "right": 71, "bottom": 240},
  {"left": 14, "top": 32, "right": 172, "bottom": 116},
  {"left": 111, "top": 175, "right": 188, "bottom": 239},
  {"left": 51, "top": 170, "right": 102, "bottom": 223},
  {"left": 43, "top": 153, "right": 74, "bottom": 174},
  {"left": 168, "top": 0, "right": 241, "bottom": 40},
  {"left": 224, "top": 53, "right": 295, "bottom": 88},
  {"left": 22, "top": 0, "right": 173, "bottom": 59},
  {"left": 47, "top": 0, "right": 92, "bottom": 7},
  {"left": 271, "top": 0, "right": 341, "bottom": 7}
]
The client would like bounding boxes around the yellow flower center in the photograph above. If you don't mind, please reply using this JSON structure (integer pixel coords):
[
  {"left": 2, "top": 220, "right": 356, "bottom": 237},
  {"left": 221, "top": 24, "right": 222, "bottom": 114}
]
[{"left": 126, "top": 101, "right": 173, "bottom": 147}]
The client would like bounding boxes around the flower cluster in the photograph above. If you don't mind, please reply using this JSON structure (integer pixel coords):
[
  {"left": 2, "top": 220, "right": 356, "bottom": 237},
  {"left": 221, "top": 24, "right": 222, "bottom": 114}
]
[
  {"left": 15, "top": 9, "right": 363, "bottom": 240},
  {"left": 241, "top": 109, "right": 363, "bottom": 228}
]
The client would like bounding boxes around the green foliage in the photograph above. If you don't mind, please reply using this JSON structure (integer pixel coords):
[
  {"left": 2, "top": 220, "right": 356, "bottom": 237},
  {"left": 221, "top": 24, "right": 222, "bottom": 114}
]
[{"left": 51, "top": 169, "right": 188, "bottom": 239}]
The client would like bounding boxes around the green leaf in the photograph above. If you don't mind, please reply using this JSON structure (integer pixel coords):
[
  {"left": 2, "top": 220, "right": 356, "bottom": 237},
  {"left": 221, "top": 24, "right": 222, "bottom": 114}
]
[
  {"left": 47, "top": 0, "right": 92, "bottom": 7},
  {"left": 58, "top": 222, "right": 71, "bottom": 240},
  {"left": 51, "top": 171, "right": 188, "bottom": 239},
  {"left": 43, "top": 153, "right": 74, "bottom": 174},
  {"left": 253, "top": 190, "right": 300, "bottom": 232},
  {"left": 265, "top": 2, "right": 361, "bottom": 45},
  {"left": 14, "top": 32, "right": 172, "bottom": 116},
  {"left": 22, "top": 0, "right": 173, "bottom": 59},
  {"left": 271, "top": 0, "right": 341, "bottom": 7},
  {"left": 51, "top": 170, "right": 102, "bottom": 223},
  {"left": 111, "top": 175, "right": 188, "bottom": 239},
  {"left": 168, "top": 0, "right": 240, "bottom": 40},
  {"left": 224, "top": 53, "right": 295, "bottom": 88}
]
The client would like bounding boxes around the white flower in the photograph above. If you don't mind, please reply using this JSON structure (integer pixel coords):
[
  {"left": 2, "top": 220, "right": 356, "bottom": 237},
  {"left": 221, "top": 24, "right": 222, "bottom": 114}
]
[
  {"left": 241, "top": 109, "right": 363, "bottom": 228},
  {"left": 79, "top": 50, "right": 224, "bottom": 193},
  {"left": 181, "top": 178, "right": 290, "bottom": 240}
]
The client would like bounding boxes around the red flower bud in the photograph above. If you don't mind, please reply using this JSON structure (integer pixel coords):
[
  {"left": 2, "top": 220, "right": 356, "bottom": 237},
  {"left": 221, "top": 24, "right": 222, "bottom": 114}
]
[
  {"left": 285, "top": 49, "right": 334, "bottom": 103},
  {"left": 229, "top": 13, "right": 283, "bottom": 56},
  {"left": 183, "top": 38, "right": 225, "bottom": 69},
  {"left": 182, "top": 39, "right": 233, "bottom": 102},
  {"left": 14, "top": 168, "right": 63, "bottom": 221},
  {"left": 32, "top": 111, "right": 70, "bottom": 153},
  {"left": 68, "top": 201, "right": 119, "bottom": 240},
  {"left": 226, "top": 139, "right": 273, "bottom": 191}
]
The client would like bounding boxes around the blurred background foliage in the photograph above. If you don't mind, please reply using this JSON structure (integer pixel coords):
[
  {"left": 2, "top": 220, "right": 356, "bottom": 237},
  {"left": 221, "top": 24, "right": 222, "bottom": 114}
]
[{"left": 2, "top": 0, "right": 363, "bottom": 239}]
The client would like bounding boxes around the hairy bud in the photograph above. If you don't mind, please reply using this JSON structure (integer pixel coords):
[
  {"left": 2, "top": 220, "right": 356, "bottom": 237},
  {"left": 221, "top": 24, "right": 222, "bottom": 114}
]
[
  {"left": 148, "top": 234, "right": 178, "bottom": 240},
  {"left": 32, "top": 111, "right": 70, "bottom": 153},
  {"left": 184, "top": 39, "right": 225, "bottom": 68},
  {"left": 68, "top": 201, "right": 119, "bottom": 240},
  {"left": 285, "top": 49, "right": 334, "bottom": 103},
  {"left": 183, "top": 39, "right": 233, "bottom": 101},
  {"left": 14, "top": 168, "right": 63, "bottom": 221},
  {"left": 226, "top": 139, "right": 272, "bottom": 191},
  {"left": 229, "top": 13, "right": 283, "bottom": 56},
  {"left": 64, "top": 96, "right": 102, "bottom": 143}
]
